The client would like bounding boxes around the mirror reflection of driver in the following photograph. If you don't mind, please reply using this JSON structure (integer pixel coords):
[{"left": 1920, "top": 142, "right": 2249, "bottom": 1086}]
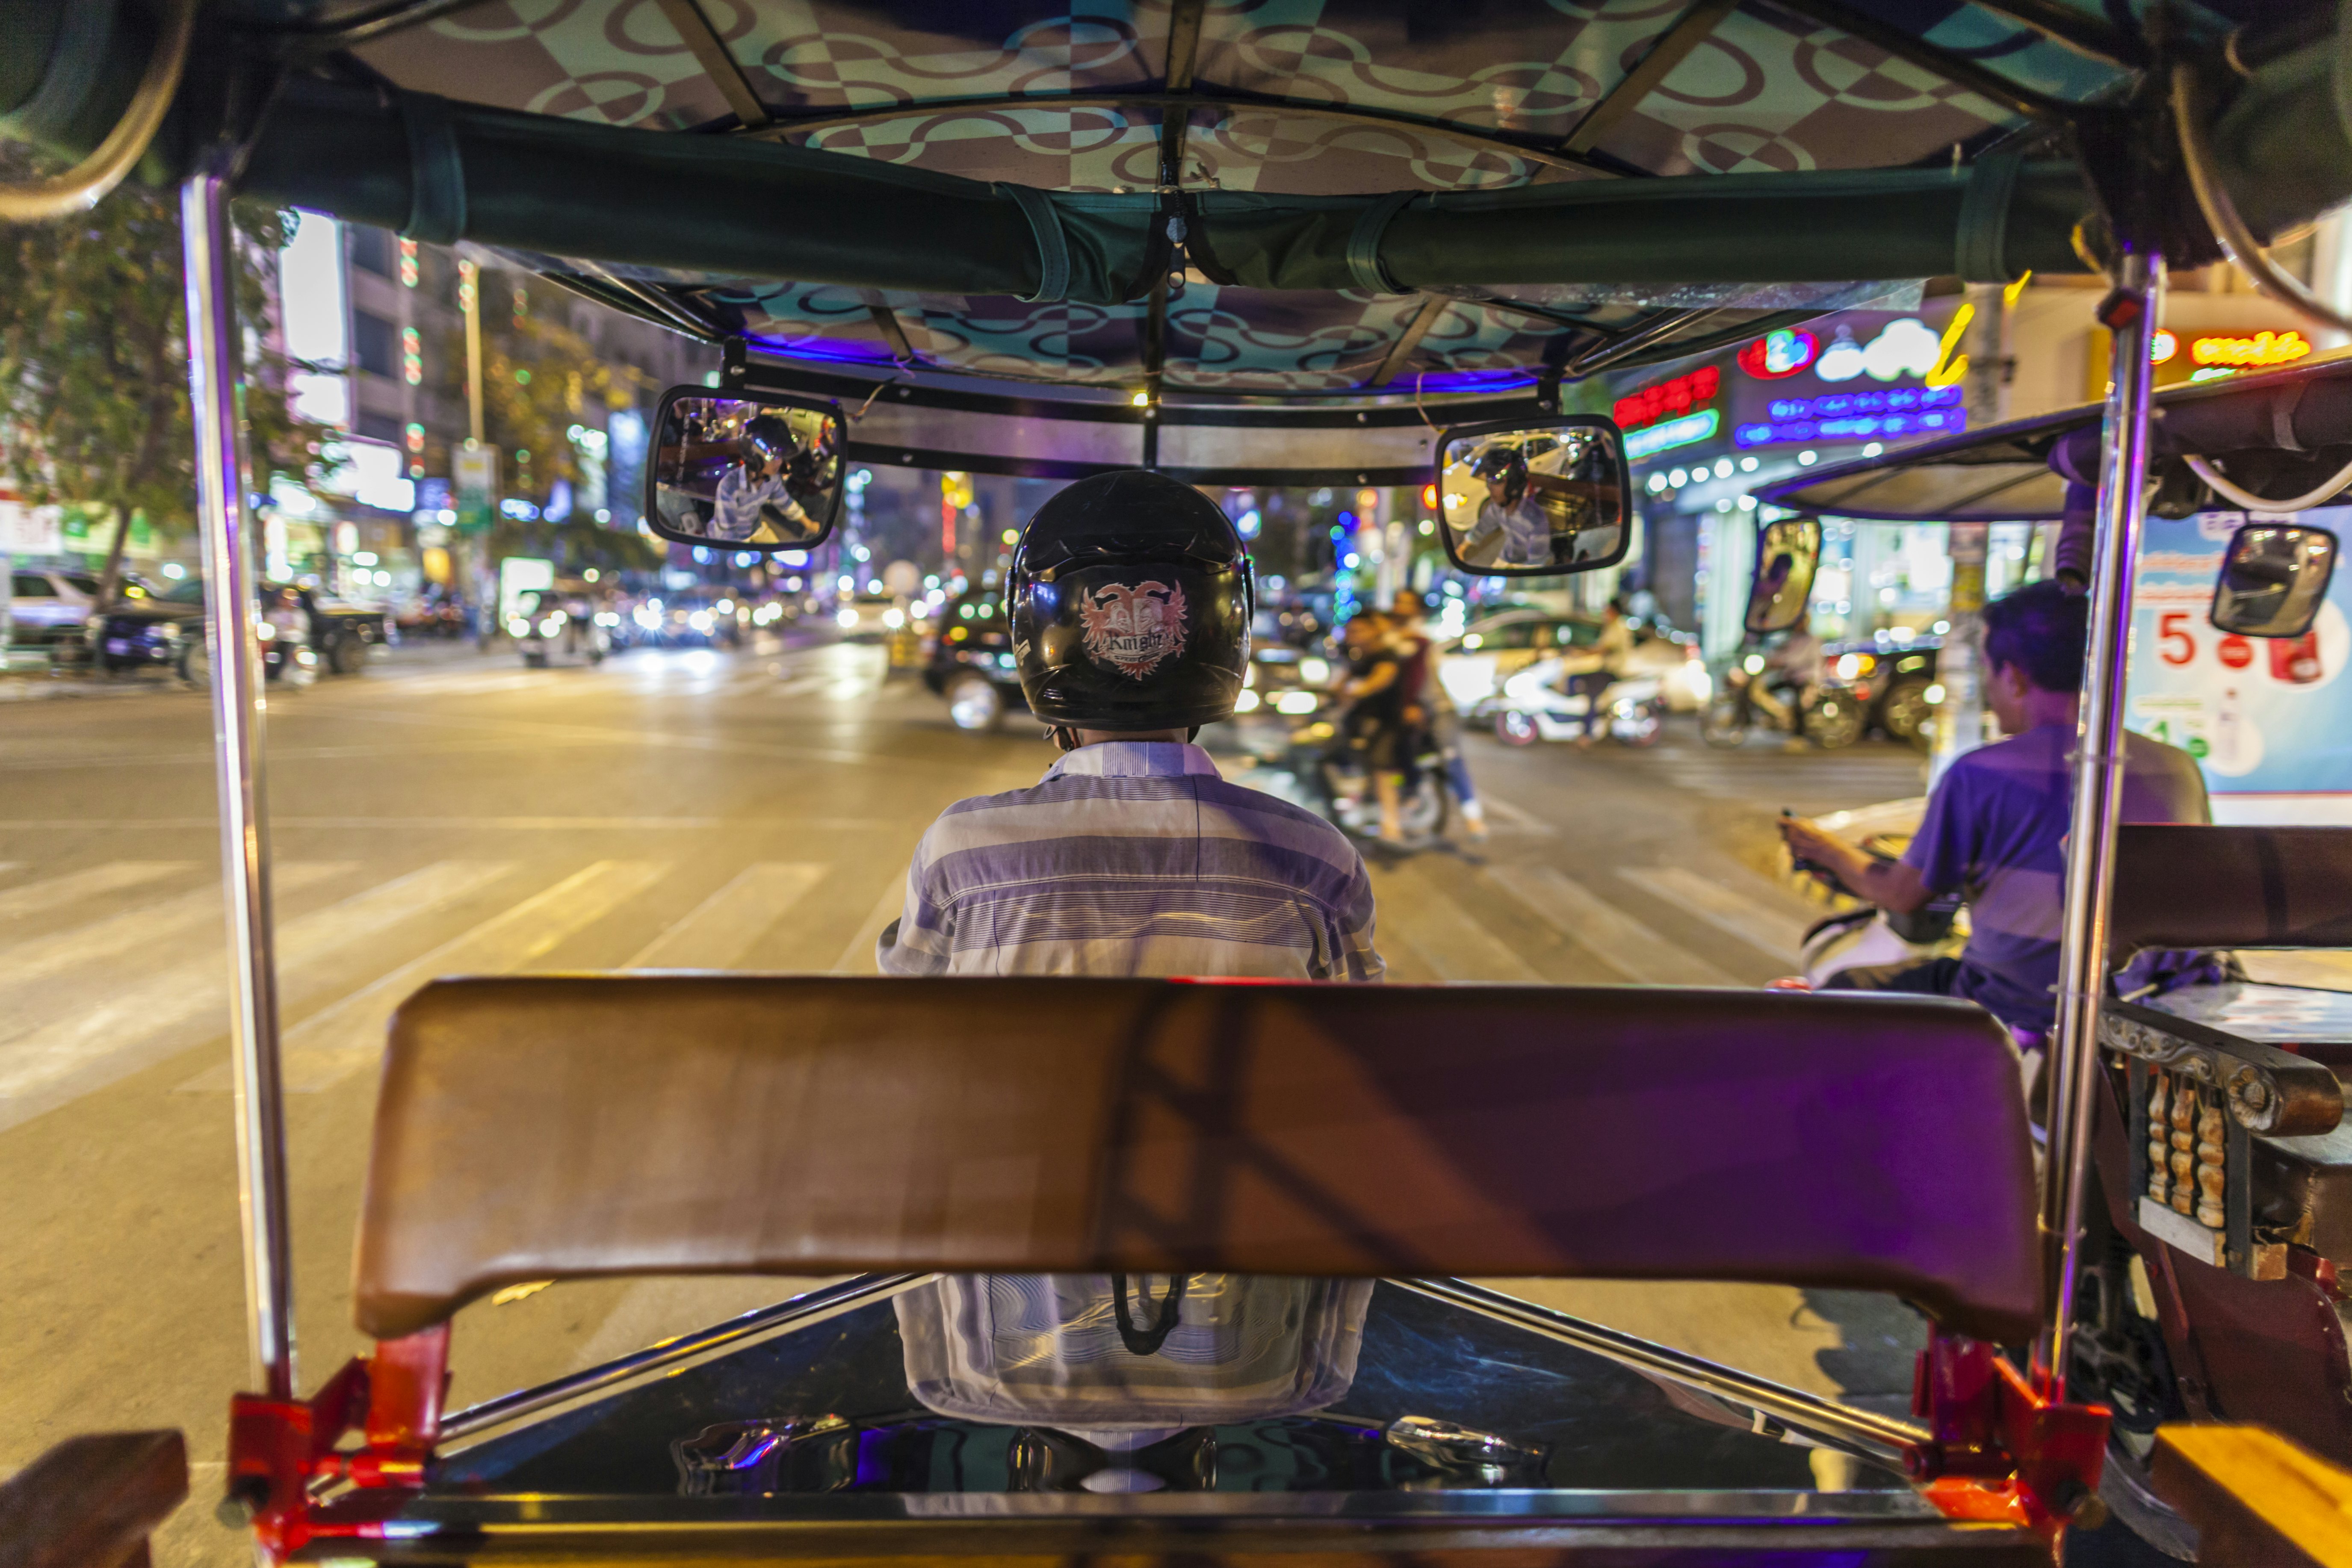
[
  {"left": 709, "top": 414, "right": 814, "bottom": 543},
  {"left": 1465, "top": 446, "right": 1552, "bottom": 566},
  {"left": 1457, "top": 438, "right": 1613, "bottom": 568}
]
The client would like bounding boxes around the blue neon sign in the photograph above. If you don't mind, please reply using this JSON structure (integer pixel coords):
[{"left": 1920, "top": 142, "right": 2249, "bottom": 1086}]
[{"left": 1734, "top": 384, "right": 1965, "bottom": 449}]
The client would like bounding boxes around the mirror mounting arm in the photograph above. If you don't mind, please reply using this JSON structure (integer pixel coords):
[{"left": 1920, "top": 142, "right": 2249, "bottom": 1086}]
[{"left": 721, "top": 336, "right": 750, "bottom": 393}]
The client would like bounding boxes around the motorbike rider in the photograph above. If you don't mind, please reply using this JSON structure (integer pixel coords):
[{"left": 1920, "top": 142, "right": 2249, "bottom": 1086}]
[
  {"left": 873, "top": 470, "right": 1382, "bottom": 1452},
  {"left": 1778, "top": 580, "right": 2208, "bottom": 1032},
  {"left": 1759, "top": 614, "right": 1823, "bottom": 740},
  {"left": 878, "top": 468, "right": 1382, "bottom": 980},
  {"left": 1561, "top": 596, "right": 1635, "bottom": 745},
  {"left": 1460, "top": 445, "right": 1554, "bottom": 567}
]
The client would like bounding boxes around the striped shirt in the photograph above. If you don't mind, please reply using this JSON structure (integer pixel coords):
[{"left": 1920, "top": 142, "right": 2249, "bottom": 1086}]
[{"left": 876, "top": 741, "right": 1383, "bottom": 980}]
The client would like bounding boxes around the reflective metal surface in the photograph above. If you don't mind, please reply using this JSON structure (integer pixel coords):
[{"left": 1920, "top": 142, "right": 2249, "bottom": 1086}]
[
  {"left": 182, "top": 167, "right": 297, "bottom": 1401},
  {"left": 2040, "top": 251, "right": 2165, "bottom": 1395}
]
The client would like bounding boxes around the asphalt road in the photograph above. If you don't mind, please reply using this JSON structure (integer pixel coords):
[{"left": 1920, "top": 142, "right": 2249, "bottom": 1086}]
[{"left": 0, "top": 637, "right": 1942, "bottom": 1562}]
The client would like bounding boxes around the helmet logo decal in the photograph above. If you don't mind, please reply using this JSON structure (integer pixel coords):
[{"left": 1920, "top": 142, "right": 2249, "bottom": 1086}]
[{"left": 1079, "top": 580, "right": 1188, "bottom": 679}]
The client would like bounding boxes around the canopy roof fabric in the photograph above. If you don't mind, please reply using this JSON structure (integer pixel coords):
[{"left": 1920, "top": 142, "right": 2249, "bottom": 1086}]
[
  {"left": 14, "top": 0, "right": 2346, "bottom": 404},
  {"left": 1754, "top": 356, "right": 2352, "bottom": 522}
]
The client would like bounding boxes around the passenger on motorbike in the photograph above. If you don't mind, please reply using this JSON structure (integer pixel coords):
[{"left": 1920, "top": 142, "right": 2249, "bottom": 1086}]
[
  {"left": 878, "top": 468, "right": 1382, "bottom": 980},
  {"left": 1779, "top": 580, "right": 2207, "bottom": 1032},
  {"left": 1392, "top": 599, "right": 1486, "bottom": 841}
]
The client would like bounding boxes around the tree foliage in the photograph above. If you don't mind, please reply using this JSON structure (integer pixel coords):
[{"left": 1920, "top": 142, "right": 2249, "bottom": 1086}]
[
  {"left": 0, "top": 165, "right": 328, "bottom": 599},
  {"left": 449, "top": 274, "right": 649, "bottom": 504}
]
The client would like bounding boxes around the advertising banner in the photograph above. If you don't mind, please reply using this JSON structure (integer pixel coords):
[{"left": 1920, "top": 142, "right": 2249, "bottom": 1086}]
[{"left": 2128, "top": 508, "right": 2352, "bottom": 823}]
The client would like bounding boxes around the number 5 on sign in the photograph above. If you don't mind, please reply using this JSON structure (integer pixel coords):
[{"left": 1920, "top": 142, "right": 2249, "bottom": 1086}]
[{"left": 2159, "top": 611, "right": 2198, "bottom": 666}]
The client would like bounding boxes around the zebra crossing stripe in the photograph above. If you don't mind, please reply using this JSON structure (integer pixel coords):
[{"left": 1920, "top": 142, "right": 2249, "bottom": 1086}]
[
  {"left": 1486, "top": 865, "right": 1739, "bottom": 988},
  {"left": 266, "top": 859, "right": 670, "bottom": 1093},
  {"left": 0, "top": 862, "right": 349, "bottom": 995},
  {"left": 1372, "top": 863, "right": 1544, "bottom": 983},
  {"left": 1615, "top": 865, "right": 1808, "bottom": 966},
  {"left": 0, "top": 861, "right": 515, "bottom": 1128},
  {"left": 830, "top": 880, "right": 911, "bottom": 975},
  {"left": 0, "top": 861, "right": 192, "bottom": 921},
  {"left": 624, "top": 863, "right": 829, "bottom": 970}
]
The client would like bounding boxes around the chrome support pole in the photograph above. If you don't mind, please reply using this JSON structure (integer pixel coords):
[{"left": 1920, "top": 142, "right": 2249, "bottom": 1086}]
[
  {"left": 182, "top": 169, "right": 297, "bottom": 1400},
  {"left": 1394, "top": 1277, "right": 1928, "bottom": 1459},
  {"left": 2035, "top": 248, "right": 2163, "bottom": 1396}
]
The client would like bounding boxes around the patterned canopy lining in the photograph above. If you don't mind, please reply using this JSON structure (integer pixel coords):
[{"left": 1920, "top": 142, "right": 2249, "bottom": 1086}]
[
  {"left": 356, "top": 0, "right": 2133, "bottom": 191},
  {"left": 353, "top": 1, "right": 2151, "bottom": 393},
  {"left": 662, "top": 277, "right": 1917, "bottom": 393}
]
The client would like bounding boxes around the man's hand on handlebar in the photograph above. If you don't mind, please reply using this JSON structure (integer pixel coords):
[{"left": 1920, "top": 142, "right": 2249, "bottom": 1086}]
[{"left": 1779, "top": 814, "right": 1934, "bottom": 914}]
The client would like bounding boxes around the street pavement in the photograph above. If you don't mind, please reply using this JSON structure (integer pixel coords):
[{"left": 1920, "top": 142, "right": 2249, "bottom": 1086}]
[{"left": 0, "top": 637, "right": 1936, "bottom": 1559}]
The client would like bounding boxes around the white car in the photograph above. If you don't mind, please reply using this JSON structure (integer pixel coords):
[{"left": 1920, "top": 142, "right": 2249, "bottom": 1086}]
[
  {"left": 1437, "top": 610, "right": 1711, "bottom": 715},
  {"left": 6, "top": 567, "right": 107, "bottom": 644}
]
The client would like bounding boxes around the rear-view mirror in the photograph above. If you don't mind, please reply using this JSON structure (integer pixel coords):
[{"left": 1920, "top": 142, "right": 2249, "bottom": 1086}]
[
  {"left": 1434, "top": 419, "right": 1630, "bottom": 576},
  {"left": 2212, "top": 523, "right": 2337, "bottom": 638},
  {"left": 1745, "top": 518, "right": 1821, "bottom": 635},
  {"left": 647, "top": 390, "right": 846, "bottom": 551}
]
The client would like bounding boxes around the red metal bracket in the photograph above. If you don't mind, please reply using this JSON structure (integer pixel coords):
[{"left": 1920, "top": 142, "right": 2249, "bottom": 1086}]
[
  {"left": 1906, "top": 1328, "right": 2110, "bottom": 1535},
  {"left": 222, "top": 1325, "right": 448, "bottom": 1562}
]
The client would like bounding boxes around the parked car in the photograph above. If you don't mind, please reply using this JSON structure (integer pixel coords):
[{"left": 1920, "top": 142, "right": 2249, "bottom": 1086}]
[
  {"left": 94, "top": 577, "right": 201, "bottom": 673},
  {"left": 95, "top": 579, "right": 374, "bottom": 682},
  {"left": 93, "top": 579, "right": 317, "bottom": 685},
  {"left": 1436, "top": 609, "right": 1710, "bottom": 715},
  {"left": 924, "top": 589, "right": 1021, "bottom": 729},
  {"left": 6, "top": 567, "right": 107, "bottom": 646}
]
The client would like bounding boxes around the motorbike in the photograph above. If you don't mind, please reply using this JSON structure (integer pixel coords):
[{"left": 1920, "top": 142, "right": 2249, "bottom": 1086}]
[
  {"left": 1276, "top": 691, "right": 1454, "bottom": 842},
  {"left": 1492, "top": 657, "right": 1663, "bottom": 747},
  {"left": 1702, "top": 659, "right": 1864, "bottom": 750}
]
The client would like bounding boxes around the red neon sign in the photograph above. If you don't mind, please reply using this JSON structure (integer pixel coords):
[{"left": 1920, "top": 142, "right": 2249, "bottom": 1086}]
[{"left": 1613, "top": 366, "right": 1720, "bottom": 431}]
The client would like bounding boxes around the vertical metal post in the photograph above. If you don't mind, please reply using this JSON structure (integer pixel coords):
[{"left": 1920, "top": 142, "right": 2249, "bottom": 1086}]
[
  {"left": 2035, "top": 248, "right": 2163, "bottom": 1396},
  {"left": 182, "top": 169, "right": 297, "bottom": 1400}
]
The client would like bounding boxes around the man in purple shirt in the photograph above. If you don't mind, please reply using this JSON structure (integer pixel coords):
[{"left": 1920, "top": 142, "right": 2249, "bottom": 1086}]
[{"left": 1780, "top": 580, "right": 2207, "bottom": 1031}]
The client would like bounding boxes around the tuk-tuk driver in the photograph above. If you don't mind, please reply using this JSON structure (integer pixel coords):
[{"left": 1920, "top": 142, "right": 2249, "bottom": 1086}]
[
  {"left": 710, "top": 414, "right": 812, "bottom": 544},
  {"left": 872, "top": 470, "right": 1382, "bottom": 1448},
  {"left": 878, "top": 468, "right": 1382, "bottom": 980},
  {"left": 1779, "top": 580, "right": 2208, "bottom": 1032}
]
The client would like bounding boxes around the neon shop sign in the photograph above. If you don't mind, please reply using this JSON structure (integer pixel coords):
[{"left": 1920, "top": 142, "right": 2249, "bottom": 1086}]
[
  {"left": 1735, "top": 329, "right": 1819, "bottom": 379},
  {"left": 2149, "top": 328, "right": 2312, "bottom": 369},
  {"left": 1613, "top": 366, "right": 1720, "bottom": 431},
  {"left": 1733, "top": 385, "right": 1967, "bottom": 449}
]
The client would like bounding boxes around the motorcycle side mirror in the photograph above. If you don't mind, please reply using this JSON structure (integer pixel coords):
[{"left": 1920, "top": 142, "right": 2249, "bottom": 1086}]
[
  {"left": 646, "top": 388, "right": 847, "bottom": 552},
  {"left": 1744, "top": 517, "right": 1821, "bottom": 635},
  {"left": 2211, "top": 523, "right": 2337, "bottom": 638},
  {"left": 1432, "top": 418, "right": 1631, "bottom": 576}
]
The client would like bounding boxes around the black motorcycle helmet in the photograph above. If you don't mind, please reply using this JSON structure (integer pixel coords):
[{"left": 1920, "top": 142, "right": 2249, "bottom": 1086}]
[
  {"left": 1008, "top": 470, "right": 1252, "bottom": 736},
  {"left": 739, "top": 413, "right": 797, "bottom": 474}
]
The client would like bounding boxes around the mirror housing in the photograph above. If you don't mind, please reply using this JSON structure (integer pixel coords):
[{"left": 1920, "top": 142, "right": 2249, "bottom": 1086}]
[
  {"left": 2211, "top": 523, "right": 2338, "bottom": 638},
  {"left": 1745, "top": 517, "right": 1821, "bottom": 635},
  {"left": 1433, "top": 418, "right": 1631, "bottom": 577},
  {"left": 646, "top": 389, "right": 847, "bottom": 552}
]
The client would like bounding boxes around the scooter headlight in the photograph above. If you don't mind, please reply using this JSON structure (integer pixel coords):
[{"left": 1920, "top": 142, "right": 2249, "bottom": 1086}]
[{"left": 507, "top": 617, "right": 531, "bottom": 638}]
